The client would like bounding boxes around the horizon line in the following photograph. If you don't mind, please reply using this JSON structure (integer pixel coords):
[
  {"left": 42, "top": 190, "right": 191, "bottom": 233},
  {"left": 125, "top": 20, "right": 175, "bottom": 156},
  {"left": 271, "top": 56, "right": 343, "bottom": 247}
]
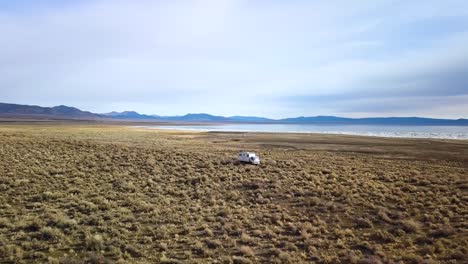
[{"left": 1, "top": 101, "right": 467, "bottom": 120}]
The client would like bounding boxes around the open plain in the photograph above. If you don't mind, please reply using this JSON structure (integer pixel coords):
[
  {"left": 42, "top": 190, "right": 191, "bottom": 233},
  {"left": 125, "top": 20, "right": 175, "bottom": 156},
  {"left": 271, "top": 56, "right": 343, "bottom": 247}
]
[{"left": 0, "top": 123, "right": 467, "bottom": 263}]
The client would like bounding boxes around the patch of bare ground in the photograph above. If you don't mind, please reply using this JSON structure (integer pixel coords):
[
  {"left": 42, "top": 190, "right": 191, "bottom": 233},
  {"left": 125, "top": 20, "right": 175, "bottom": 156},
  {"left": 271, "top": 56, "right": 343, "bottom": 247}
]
[{"left": 0, "top": 124, "right": 467, "bottom": 263}]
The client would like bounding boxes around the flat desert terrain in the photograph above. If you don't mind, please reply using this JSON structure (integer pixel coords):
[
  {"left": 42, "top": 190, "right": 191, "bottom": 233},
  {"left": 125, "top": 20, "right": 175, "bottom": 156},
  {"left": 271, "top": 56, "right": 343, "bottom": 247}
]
[{"left": 0, "top": 124, "right": 467, "bottom": 263}]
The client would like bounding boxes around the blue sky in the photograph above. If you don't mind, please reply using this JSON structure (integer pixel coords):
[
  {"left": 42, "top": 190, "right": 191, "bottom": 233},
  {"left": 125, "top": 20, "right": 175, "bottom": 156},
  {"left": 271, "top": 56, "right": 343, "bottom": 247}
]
[{"left": 1, "top": 0, "right": 467, "bottom": 118}]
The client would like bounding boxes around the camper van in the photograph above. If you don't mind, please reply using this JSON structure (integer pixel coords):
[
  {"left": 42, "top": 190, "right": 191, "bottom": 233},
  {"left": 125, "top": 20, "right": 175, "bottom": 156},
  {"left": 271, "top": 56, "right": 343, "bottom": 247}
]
[{"left": 238, "top": 151, "right": 260, "bottom": 165}]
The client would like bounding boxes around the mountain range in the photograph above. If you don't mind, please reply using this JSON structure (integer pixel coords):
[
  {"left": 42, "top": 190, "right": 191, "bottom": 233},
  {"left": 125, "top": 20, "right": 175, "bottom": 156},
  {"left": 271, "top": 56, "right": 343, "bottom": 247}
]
[
  {"left": 0, "top": 103, "right": 100, "bottom": 119},
  {"left": 1, "top": 102, "right": 467, "bottom": 125}
]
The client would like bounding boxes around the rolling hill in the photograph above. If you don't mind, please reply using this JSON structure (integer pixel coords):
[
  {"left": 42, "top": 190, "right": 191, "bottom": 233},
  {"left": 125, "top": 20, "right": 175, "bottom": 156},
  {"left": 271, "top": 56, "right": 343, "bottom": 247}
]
[{"left": 0, "top": 103, "right": 101, "bottom": 119}]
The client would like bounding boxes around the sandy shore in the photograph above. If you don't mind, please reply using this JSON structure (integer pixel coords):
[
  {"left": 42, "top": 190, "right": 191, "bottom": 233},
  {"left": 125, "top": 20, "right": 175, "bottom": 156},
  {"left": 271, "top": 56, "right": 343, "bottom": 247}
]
[
  {"left": 0, "top": 123, "right": 466, "bottom": 263},
  {"left": 134, "top": 126, "right": 468, "bottom": 164}
]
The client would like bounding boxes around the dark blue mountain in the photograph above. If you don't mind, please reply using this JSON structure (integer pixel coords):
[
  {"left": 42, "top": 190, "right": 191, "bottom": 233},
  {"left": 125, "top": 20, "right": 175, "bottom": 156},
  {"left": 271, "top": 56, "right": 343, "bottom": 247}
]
[
  {"left": 0, "top": 103, "right": 101, "bottom": 119},
  {"left": 280, "top": 116, "right": 350, "bottom": 123},
  {"left": 103, "top": 111, "right": 157, "bottom": 120},
  {"left": 1, "top": 102, "right": 467, "bottom": 125},
  {"left": 163, "top": 113, "right": 230, "bottom": 122},
  {"left": 229, "top": 116, "right": 274, "bottom": 122}
]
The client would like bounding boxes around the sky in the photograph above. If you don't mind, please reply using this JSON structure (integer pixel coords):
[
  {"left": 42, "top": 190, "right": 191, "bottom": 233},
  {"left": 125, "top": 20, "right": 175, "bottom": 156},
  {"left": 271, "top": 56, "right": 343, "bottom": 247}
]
[{"left": 1, "top": 0, "right": 468, "bottom": 118}]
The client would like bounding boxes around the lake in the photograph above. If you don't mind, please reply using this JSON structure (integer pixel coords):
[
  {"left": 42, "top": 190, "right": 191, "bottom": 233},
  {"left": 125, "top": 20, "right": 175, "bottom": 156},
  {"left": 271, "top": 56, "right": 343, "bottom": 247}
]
[{"left": 145, "top": 123, "right": 468, "bottom": 140}]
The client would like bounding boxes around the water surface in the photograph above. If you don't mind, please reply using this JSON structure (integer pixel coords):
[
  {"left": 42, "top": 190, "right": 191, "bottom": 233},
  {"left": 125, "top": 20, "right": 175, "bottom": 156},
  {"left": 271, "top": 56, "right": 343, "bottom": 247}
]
[{"left": 145, "top": 124, "right": 468, "bottom": 140}]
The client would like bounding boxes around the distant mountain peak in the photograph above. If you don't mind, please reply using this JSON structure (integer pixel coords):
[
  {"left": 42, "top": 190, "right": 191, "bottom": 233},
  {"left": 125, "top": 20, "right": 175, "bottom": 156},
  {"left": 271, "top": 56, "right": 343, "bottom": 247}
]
[
  {"left": 121, "top": 111, "right": 139, "bottom": 114},
  {"left": 0, "top": 102, "right": 100, "bottom": 119}
]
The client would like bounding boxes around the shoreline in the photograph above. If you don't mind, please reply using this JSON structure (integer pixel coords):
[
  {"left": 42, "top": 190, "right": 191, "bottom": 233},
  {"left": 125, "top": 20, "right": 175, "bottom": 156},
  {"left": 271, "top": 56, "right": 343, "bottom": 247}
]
[
  {"left": 132, "top": 126, "right": 468, "bottom": 164},
  {"left": 1, "top": 119, "right": 467, "bottom": 141},
  {"left": 136, "top": 124, "right": 468, "bottom": 141}
]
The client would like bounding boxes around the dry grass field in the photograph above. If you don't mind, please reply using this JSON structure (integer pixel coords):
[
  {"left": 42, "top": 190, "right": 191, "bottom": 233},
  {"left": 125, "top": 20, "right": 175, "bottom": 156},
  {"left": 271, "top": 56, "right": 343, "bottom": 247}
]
[{"left": 0, "top": 124, "right": 467, "bottom": 263}]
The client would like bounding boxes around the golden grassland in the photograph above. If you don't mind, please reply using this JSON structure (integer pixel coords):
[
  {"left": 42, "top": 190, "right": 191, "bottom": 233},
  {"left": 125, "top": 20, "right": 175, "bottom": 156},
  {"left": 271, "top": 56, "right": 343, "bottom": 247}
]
[{"left": 0, "top": 124, "right": 467, "bottom": 263}]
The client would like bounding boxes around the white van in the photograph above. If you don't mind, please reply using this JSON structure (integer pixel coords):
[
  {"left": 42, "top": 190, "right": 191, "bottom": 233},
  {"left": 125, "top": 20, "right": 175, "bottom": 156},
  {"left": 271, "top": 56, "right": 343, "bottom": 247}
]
[{"left": 238, "top": 151, "right": 260, "bottom": 165}]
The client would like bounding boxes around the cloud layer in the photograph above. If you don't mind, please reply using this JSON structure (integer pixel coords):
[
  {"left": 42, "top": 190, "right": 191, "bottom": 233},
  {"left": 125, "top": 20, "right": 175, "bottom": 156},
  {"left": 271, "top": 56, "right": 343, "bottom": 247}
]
[{"left": 1, "top": 0, "right": 467, "bottom": 118}]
